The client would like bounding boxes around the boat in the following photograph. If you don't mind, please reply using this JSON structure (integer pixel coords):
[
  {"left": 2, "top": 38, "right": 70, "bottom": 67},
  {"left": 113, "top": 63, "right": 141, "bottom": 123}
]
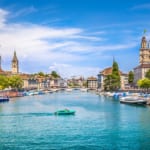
[
  {"left": 66, "top": 88, "right": 72, "bottom": 92},
  {"left": 0, "top": 96, "right": 9, "bottom": 102},
  {"left": 119, "top": 96, "right": 148, "bottom": 105},
  {"left": 80, "top": 88, "right": 87, "bottom": 92},
  {"left": 54, "top": 109, "right": 76, "bottom": 115}
]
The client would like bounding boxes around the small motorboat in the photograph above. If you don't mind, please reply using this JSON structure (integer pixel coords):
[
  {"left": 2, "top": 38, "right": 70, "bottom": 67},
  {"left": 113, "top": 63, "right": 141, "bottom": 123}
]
[
  {"left": 54, "top": 109, "right": 76, "bottom": 115},
  {"left": 0, "top": 96, "right": 9, "bottom": 102}
]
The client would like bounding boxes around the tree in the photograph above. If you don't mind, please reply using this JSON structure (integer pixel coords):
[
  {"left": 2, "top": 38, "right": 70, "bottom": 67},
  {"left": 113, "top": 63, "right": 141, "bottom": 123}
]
[
  {"left": 9, "top": 75, "right": 23, "bottom": 89},
  {"left": 145, "top": 69, "right": 150, "bottom": 79},
  {"left": 0, "top": 75, "right": 9, "bottom": 89},
  {"left": 51, "top": 71, "right": 60, "bottom": 78},
  {"left": 104, "top": 74, "right": 113, "bottom": 91},
  {"left": 137, "top": 78, "right": 150, "bottom": 91},
  {"left": 128, "top": 71, "right": 134, "bottom": 86},
  {"left": 104, "top": 61, "right": 121, "bottom": 91},
  {"left": 38, "top": 72, "right": 45, "bottom": 77}
]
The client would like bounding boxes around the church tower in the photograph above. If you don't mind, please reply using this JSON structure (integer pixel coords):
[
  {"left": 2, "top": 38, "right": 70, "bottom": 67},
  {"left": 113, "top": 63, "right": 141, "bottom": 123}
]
[
  {"left": 11, "top": 51, "right": 19, "bottom": 74},
  {"left": 140, "top": 36, "right": 150, "bottom": 64}
]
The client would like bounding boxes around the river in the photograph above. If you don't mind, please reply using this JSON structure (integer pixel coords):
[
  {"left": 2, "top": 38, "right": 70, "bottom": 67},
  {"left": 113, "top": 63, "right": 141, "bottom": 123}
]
[{"left": 0, "top": 90, "right": 150, "bottom": 149}]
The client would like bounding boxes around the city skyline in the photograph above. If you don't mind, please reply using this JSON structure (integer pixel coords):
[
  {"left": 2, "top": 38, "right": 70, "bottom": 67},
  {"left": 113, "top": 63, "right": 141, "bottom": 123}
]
[{"left": 0, "top": 0, "right": 150, "bottom": 77}]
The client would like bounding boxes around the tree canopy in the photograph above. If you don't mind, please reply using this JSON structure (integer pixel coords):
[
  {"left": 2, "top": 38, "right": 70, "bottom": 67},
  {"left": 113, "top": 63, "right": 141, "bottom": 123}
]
[
  {"left": 104, "top": 61, "right": 121, "bottom": 91},
  {"left": 145, "top": 69, "right": 150, "bottom": 79},
  {"left": 137, "top": 78, "right": 150, "bottom": 89},
  {"left": 0, "top": 75, "right": 23, "bottom": 90},
  {"left": 128, "top": 71, "right": 134, "bottom": 85},
  {"left": 51, "top": 71, "right": 60, "bottom": 78}
]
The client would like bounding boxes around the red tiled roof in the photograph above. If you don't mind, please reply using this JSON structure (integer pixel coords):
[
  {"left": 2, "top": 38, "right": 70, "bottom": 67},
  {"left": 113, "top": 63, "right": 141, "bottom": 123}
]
[
  {"left": 87, "top": 76, "right": 97, "bottom": 80},
  {"left": 100, "top": 67, "right": 123, "bottom": 75}
]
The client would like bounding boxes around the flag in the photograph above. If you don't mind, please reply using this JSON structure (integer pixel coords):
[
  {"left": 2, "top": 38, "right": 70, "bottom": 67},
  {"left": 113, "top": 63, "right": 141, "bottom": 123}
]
[{"left": 144, "top": 29, "right": 147, "bottom": 34}]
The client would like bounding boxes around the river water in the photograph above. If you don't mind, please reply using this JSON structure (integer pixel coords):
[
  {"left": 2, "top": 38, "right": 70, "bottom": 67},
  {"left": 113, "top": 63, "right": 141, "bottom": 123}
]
[{"left": 0, "top": 90, "right": 150, "bottom": 150}]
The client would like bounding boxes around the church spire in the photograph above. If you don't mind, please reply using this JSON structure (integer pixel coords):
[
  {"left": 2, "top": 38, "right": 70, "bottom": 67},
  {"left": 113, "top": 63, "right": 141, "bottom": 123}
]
[
  {"left": 11, "top": 50, "right": 19, "bottom": 74},
  {"left": 12, "top": 51, "right": 18, "bottom": 62}
]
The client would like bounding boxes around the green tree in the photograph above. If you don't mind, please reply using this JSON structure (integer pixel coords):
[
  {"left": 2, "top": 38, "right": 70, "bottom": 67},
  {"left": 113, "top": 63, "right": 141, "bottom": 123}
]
[
  {"left": 104, "top": 74, "right": 113, "bottom": 91},
  {"left": 137, "top": 78, "right": 150, "bottom": 91},
  {"left": 0, "top": 75, "right": 9, "bottom": 89},
  {"left": 145, "top": 69, "right": 150, "bottom": 79},
  {"left": 38, "top": 72, "right": 45, "bottom": 77},
  {"left": 51, "top": 71, "right": 60, "bottom": 78},
  {"left": 128, "top": 71, "right": 134, "bottom": 86},
  {"left": 9, "top": 75, "right": 23, "bottom": 89},
  {"left": 104, "top": 61, "right": 121, "bottom": 91}
]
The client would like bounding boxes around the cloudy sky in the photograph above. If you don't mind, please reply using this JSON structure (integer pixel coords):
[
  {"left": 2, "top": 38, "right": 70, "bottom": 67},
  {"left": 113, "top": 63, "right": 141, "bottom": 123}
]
[{"left": 0, "top": 0, "right": 150, "bottom": 78}]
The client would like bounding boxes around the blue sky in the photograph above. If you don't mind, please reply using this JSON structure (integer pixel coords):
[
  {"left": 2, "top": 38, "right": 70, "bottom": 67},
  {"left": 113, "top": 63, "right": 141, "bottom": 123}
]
[{"left": 0, "top": 0, "right": 150, "bottom": 77}]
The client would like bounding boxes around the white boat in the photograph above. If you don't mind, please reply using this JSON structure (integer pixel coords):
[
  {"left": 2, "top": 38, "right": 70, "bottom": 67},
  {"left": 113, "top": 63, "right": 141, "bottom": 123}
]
[
  {"left": 119, "top": 96, "right": 148, "bottom": 105},
  {"left": 66, "top": 88, "right": 72, "bottom": 92},
  {"left": 80, "top": 88, "right": 87, "bottom": 92}
]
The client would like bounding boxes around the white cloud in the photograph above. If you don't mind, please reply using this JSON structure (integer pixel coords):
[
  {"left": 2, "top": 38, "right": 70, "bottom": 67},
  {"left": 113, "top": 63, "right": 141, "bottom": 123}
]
[
  {"left": 12, "top": 6, "right": 37, "bottom": 18},
  {"left": 0, "top": 9, "right": 8, "bottom": 28},
  {"left": 0, "top": 8, "right": 139, "bottom": 77},
  {"left": 49, "top": 63, "right": 100, "bottom": 78}
]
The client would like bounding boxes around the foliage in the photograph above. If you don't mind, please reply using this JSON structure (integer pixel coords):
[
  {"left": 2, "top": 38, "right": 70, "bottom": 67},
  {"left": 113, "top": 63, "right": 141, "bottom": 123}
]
[
  {"left": 51, "top": 71, "right": 60, "bottom": 78},
  {"left": 9, "top": 75, "right": 23, "bottom": 89},
  {"left": 0, "top": 75, "right": 9, "bottom": 89},
  {"left": 137, "top": 78, "right": 150, "bottom": 89},
  {"left": 0, "top": 75, "right": 23, "bottom": 90},
  {"left": 104, "top": 61, "right": 121, "bottom": 91},
  {"left": 82, "top": 81, "right": 87, "bottom": 87},
  {"left": 128, "top": 71, "right": 134, "bottom": 85},
  {"left": 38, "top": 72, "right": 45, "bottom": 77},
  {"left": 145, "top": 69, "right": 150, "bottom": 79}
]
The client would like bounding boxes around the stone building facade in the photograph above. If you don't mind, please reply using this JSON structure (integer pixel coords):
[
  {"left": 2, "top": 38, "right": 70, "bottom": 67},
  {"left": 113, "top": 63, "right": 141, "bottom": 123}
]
[
  {"left": 134, "top": 36, "right": 150, "bottom": 83},
  {"left": 97, "top": 67, "right": 128, "bottom": 90}
]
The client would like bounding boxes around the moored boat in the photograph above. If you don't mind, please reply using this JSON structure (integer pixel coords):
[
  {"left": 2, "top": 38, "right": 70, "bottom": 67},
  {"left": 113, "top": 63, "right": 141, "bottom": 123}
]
[
  {"left": 54, "top": 109, "right": 76, "bottom": 115},
  {"left": 66, "top": 88, "right": 72, "bottom": 92},
  {"left": 0, "top": 96, "right": 9, "bottom": 102},
  {"left": 119, "top": 96, "right": 148, "bottom": 105}
]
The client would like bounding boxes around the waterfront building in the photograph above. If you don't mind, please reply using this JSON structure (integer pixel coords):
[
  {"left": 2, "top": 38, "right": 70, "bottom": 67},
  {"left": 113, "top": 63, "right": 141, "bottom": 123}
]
[
  {"left": 0, "top": 52, "right": 66, "bottom": 89},
  {"left": 134, "top": 36, "right": 150, "bottom": 83},
  {"left": 97, "top": 67, "right": 128, "bottom": 90},
  {"left": 87, "top": 76, "right": 98, "bottom": 89},
  {"left": 67, "top": 76, "right": 85, "bottom": 88}
]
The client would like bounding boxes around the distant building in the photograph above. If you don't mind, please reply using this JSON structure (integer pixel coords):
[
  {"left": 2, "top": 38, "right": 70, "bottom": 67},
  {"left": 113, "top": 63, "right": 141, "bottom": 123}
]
[
  {"left": 87, "top": 76, "right": 98, "bottom": 89},
  {"left": 0, "top": 52, "right": 66, "bottom": 89},
  {"left": 11, "top": 51, "right": 19, "bottom": 74},
  {"left": 67, "top": 76, "right": 85, "bottom": 87},
  {"left": 134, "top": 36, "right": 150, "bottom": 83},
  {"left": 0, "top": 51, "right": 18, "bottom": 76},
  {"left": 97, "top": 67, "right": 128, "bottom": 90}
]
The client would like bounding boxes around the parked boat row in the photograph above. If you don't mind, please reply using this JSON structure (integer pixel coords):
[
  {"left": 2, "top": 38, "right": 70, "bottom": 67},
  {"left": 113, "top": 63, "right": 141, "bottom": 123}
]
[{"left": 99, "top": 91, "right": 150, "bottom": 105}]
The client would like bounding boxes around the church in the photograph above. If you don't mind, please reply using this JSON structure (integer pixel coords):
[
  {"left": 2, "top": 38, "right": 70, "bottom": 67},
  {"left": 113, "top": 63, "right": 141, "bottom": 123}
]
[
  {"left": 134, "top": 36, "right": 150, "bottom": 83},
  {"left": 0, "top": 51, "right": 19, "bottom": 75}
]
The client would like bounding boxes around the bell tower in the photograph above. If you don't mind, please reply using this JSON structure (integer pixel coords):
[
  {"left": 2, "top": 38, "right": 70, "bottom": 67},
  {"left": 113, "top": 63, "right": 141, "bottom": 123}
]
[
  {"left": 140, "top": 36, "right": 150, "bottom": 64},
  {"left": 11, "top": 51, "right": 19, "bottom": 74}
]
